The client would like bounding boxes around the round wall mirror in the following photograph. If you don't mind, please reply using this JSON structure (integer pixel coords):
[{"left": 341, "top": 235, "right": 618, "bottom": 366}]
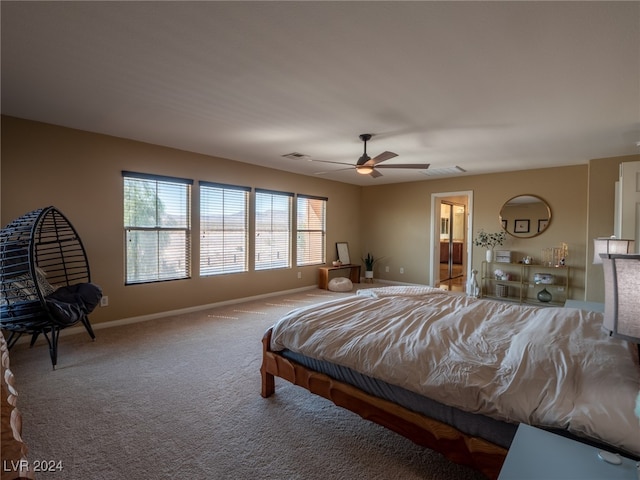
[{"left": 499, "top": 194, "right": 551, "bottom": 238}]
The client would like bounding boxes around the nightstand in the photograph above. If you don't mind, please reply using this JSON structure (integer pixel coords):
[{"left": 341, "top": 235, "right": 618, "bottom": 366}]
[{"left": 498, "top": 424, "right": 638, "bottom": 479}]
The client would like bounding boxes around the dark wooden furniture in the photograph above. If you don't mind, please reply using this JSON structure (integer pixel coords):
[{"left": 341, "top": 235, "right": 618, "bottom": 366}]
[
  {"left": 261, "top": 328, "right": 508, "bottom": 480},
  {"left": 440, "top": 241, "right": 463, "bottom": 264},
  {"left": 317, "top": 264, "right": 361, "bottom": 289}
]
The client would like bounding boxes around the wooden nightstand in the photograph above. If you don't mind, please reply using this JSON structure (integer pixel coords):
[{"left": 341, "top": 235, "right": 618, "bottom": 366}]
[{"left": 498, "top": 424, "right": 638, "bottom": 479}]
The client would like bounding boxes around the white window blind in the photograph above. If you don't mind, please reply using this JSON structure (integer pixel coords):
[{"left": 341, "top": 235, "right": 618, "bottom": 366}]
[
  {"left": 296, "top": 195, "right": 327, "bottom": 266},
  {"left": 123, "top": 171, "right": 192, "bottom": 284},
  {"left": 199, "top": 181, "right": 250, "bottom": 276},
  {"left": 255, "top": 189, "right": 292, "bottom": 271}
]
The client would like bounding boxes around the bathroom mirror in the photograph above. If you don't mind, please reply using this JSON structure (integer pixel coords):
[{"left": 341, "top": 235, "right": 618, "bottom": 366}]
[{"left": 499, "top": 194, "right": 551, "bottom": 238}]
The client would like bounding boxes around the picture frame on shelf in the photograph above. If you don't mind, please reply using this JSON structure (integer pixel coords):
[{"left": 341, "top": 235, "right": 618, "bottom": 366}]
[{"left": 514, "top": 219, "right": 530, "bottom": 234}]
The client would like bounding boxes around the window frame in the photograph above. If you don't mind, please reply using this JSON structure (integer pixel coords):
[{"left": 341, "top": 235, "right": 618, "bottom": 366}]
[
  {"left": 199, "top": 181, "right": 250, "bottom": 276},
  {"left": 123, "top": 171, "right": 192, "bottom": 285},
  {"left": 296, "top": 194, "right": 327, "bottom": 267},
  {"left": 254, "top": 188, "right": 293, "bottom": 271}
]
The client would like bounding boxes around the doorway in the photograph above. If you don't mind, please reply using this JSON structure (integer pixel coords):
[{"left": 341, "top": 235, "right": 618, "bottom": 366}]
[
  {"left": 430, "top": 191, "right": 473, "bottom": 291},
  {"left": 439, "top": 201, "right": 466, "bottom": 282}
]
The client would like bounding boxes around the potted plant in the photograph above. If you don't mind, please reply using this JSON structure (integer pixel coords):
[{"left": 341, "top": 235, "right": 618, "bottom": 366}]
[
  {"left": 473, "top": 230, "right": 506, "bottom": 262},
  {"left": 362, "top": 253, "right": 380, "bottom": 281}
]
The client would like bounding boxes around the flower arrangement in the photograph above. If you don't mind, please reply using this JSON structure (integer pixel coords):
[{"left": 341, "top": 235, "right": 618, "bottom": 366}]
[
  {"left": 494, "top": 269, "right": 510, "bottom": 281},
  {"left": 473, "top": 230, "right": 506, "bottom": 249}
]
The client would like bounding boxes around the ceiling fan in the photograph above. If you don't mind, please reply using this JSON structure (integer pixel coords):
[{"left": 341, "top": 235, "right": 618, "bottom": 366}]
[{"left": 313, "top": 134, "right": 430, "bottom": 178}]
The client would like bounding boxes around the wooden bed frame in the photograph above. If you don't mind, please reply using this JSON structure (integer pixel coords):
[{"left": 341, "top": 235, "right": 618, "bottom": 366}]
[{"left": 261, "top": 328, "right": 508, "bottom": 480}]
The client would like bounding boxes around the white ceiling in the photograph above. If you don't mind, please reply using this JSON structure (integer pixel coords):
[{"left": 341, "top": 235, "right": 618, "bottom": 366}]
[{"left": 2, "top": 1, "right": 639, "bottom": 186}]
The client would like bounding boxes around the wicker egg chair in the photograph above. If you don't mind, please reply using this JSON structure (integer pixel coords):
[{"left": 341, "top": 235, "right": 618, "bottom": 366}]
[{"left": 0, "top": 207, "right": 102, "bottom": 369}]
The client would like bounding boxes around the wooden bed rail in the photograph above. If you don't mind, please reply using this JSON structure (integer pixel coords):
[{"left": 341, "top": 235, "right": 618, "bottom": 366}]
[{"left": 261, "top": 328, "right": 507, "bottom": 480}]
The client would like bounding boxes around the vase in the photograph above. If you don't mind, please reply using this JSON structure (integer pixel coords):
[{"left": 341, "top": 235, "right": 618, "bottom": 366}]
[
  {"left": 537, "top": 288, "right": 552, "bottom": 303},
  {"left": 486, "top": 249, "right": 493, "bottom": 263}
]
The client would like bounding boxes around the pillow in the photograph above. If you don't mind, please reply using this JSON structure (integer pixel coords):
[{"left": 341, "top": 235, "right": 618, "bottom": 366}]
[
  {"left": 11, "top": 274, "right": 38, "bottom": 302},
  {"left": 35, "top": 267, "right": 56, "bottom": 296},
  {"left": 328, "top": 277, "right": 353, "bottom": 292}
]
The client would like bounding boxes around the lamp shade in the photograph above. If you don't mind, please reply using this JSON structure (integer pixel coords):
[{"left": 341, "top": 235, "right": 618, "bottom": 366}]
[
  {"left": 593, "top": 237, "right": 635, "bottom": 264},
  {"left": 601, "top": 254, "right": 640, "bottom": 342}
]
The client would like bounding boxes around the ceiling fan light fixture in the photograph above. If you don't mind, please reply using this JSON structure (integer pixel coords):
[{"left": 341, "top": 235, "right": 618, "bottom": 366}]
[{"left": 356, "top": 165, "right": 374, "bottom": 175}]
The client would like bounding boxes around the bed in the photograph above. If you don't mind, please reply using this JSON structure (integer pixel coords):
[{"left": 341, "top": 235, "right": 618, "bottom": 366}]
[{"left": 261, "top": 286, "right": 640, "bottom": 479}]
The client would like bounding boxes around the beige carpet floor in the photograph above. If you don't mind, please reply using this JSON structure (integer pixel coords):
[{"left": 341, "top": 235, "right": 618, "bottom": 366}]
[{"left": 8, "top": 285, "right": 487, "bottom": 480}]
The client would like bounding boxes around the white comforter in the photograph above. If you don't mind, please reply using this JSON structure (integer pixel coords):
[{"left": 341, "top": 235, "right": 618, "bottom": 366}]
[{"left": 270, "top": 286, "right": 640, "bottom": 455}]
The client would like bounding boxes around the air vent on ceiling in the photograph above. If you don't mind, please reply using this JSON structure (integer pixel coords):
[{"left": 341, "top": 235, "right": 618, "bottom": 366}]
[
  {"left": 282, "top": 152, "right": 311, "bottom": 160},
  {"left": 421, "top": 166, "right": 467, "bottom": 177}
]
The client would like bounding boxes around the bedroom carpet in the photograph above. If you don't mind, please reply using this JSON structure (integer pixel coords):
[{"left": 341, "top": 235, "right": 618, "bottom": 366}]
[{"left": 7, "top": 286, "right": 488, "bottom": 480}]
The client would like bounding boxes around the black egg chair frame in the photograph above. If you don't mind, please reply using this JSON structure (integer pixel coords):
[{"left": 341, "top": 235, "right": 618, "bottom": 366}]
[{"left": 0, "top": 207, "right": 102, "bottom": 369}]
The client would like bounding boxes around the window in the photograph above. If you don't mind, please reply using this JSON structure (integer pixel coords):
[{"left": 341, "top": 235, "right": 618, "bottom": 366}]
[
  {"left": 296, "top": 195, "right": 327, "bottom": 266},
  {"left": 255, "top": 189, "right": 292, "bottom": 270},
  {"left": 199, "top": 181, "right": 250, "bottom": 276},
  {"left": 123, "top": 171, "right": 192, "bottom": 284}
]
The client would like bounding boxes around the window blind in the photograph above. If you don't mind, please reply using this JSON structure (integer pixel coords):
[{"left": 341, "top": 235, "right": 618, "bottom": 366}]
[
  {"left": 296, "top": 195, "right": 327, "bottom": 266},
  {"left": 255, "top": 189, "right": 292, "bottom": 270},
  {"left": 123, "top": 172, "right": 192, "bottom": 284},
  {"left": 199, "top": 181, "right": 250, "bottom": 276}
]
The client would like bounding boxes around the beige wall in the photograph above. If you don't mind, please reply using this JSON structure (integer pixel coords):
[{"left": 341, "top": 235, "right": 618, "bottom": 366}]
[
  {"left": 1, "top": 116, "right": 362, "bottom": 324},
  {"left": 2, "top": 116, "right": 637, "bottom": 324},
  {"left": 361, "top": 167, "right": 590, "bottom": 299},
  {"left": 361, "top": 154, "right": 640, "bottom": 303}
]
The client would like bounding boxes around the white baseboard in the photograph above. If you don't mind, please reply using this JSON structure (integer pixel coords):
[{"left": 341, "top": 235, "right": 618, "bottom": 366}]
[
  {"left": 12, "top": 285, "right": 318, "bottom": 344},
  {"left": 14, "top": 281, "right": 423, "bottom": 345}
]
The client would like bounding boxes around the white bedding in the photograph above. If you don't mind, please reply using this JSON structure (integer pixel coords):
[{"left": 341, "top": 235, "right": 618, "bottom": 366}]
[{"left": 270, "top": 286, "right": 640, "bottom": 455}]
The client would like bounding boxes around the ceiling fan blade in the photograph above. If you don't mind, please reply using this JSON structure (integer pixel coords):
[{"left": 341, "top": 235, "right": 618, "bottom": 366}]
[
  {"left": 314, "top": 167, "right": 354, "bottom": 175},
  {"left": 370, "top": 151, "right": 398, "bottom": 165},
  {"left": 311, "top": 159, "right": 355, "bottom": 167},
  {"left": 369, "top": 169, "right": 383, "bottom": 178},
  {"left": 375, "top": 163, "right": 430, "bottom": 169}
]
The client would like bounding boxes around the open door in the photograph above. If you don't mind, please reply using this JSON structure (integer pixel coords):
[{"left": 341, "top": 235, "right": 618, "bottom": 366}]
[
  {"left": 439, "top": 201, "right": 466, "bottom": 282},
  {"left": 430, "top": 191, "right": 473, "bottom": 288}
]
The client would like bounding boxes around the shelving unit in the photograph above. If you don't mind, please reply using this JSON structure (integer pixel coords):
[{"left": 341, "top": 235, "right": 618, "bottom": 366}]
[{"left": 481, "top": 261, "right": 570, "bottom": 307}]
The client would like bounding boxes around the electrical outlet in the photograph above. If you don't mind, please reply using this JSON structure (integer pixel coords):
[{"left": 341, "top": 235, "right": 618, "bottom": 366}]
[
  {"left": 100, "top": 296, "right": 109, "bottom": 307},
  {"left": 385, "top": 266, "right": 389, "bottom": 272},
  {"left": 297, "top": 272, "right": 302, "bottom": 279},
  {"left": 400, "top": 267, "right": 404, "bottom": 274}
]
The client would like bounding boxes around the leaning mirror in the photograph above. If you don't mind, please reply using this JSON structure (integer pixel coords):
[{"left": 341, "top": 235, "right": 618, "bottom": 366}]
[
  {"left": 336, "top": 242, "right": 351, "bottom": 264},
  {"left": 499, "top": 195, "right": 551, "bottom": 238}
]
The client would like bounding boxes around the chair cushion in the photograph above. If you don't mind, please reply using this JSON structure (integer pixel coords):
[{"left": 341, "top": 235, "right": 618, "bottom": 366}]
[{"left": 45, "top": 283, "right": 103, "bottom": 326}]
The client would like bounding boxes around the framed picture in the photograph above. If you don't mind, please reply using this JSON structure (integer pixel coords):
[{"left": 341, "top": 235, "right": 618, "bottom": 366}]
[
  {"left": 538, "top": 218, "right": 549, "bottom": 232},
  {"left": 501, "top": 219, "right": 507, "bottom": 230},
  {"left": 336, "top": 242, "right": 351, "bottom": 264},
  {"left": 514, "top": 219, "right": 530, "bottom": 234}
]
